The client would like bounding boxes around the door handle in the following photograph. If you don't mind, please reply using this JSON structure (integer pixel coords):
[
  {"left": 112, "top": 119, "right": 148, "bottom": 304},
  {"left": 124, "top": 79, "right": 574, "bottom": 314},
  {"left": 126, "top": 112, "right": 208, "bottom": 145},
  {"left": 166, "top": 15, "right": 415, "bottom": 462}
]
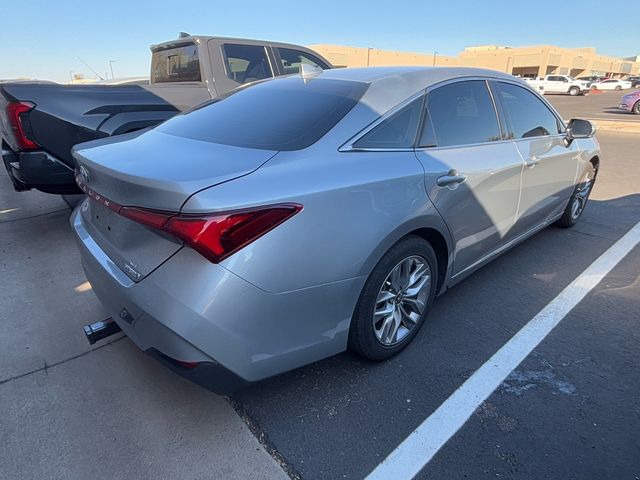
[
  {"left": 525, "top": 156, "right": 540, "bottom": 168},
  {"left": 437, "top": 169, "right": 467, "bottom": 187}
]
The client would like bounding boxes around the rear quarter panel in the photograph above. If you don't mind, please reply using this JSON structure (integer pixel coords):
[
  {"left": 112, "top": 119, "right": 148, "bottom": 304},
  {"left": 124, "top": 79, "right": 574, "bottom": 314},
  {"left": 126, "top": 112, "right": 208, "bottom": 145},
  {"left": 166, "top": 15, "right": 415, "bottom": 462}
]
[{"left": 181, "top": 145, "right": 452, "bottom": 294}]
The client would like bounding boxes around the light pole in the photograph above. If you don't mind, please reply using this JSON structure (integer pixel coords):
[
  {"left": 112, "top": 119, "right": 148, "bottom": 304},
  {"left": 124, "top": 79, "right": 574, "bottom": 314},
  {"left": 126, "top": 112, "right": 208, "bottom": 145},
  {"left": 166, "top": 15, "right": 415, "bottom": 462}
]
[
  {"left": 432, "top": 51, "right": 438, "bottom": 66},
  {"left": 109, "top": 60, "right": 116, "bottom": 80}
]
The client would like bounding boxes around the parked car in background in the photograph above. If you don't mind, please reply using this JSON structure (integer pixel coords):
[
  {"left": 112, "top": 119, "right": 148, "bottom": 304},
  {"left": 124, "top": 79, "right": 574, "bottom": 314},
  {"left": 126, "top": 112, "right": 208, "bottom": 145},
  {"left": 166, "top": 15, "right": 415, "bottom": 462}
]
[
  {"left": 625, "top": 76, "right": 640, "bottom": 88},
  {"left": 590, "top": 79, "right": 632, "bottom": 90},
  {"left": 524, "top": 75, "right": 591, "bottom": 95},
  {"left": 71, "top": 66, "right": 600, "bottom": 392},
  {"left": 619, "top": 90, "right": 640, "bottom": 114},
  {"left": 577, "top": 75, "right": 605, "bottom": 84},
  {"left": 0, "top": 34, "right": 331, "bottom": 195}
]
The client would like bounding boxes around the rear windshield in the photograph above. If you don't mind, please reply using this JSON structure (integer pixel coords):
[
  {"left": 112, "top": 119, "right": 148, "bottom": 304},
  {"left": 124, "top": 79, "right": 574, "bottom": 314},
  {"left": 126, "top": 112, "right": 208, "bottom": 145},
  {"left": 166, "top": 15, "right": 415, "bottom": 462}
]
[
  {"left": 156, "top": 77, "right": 368, "bottom": 151},
  {"left": 151, "top": 44, "right": 201, "bottom": 83}
]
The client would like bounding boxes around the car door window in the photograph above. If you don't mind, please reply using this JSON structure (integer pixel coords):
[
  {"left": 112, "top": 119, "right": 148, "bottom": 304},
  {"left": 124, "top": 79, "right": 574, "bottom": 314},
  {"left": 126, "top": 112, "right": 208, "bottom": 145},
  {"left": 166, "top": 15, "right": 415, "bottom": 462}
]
[
  {"left": 277, "top": 48, "right": 330, "bottom": 75},
  {"left": 222, "top": 44, "right": 273, "bottom": 84},
  {"left": 494, "top": 82, "right": 561, "bottom": 139},
  {"left": 421, "top": 80, "right": 501, "bottom": 148},
  {"left": 353, "top": 96, "right": 423, "bottom": 149}
]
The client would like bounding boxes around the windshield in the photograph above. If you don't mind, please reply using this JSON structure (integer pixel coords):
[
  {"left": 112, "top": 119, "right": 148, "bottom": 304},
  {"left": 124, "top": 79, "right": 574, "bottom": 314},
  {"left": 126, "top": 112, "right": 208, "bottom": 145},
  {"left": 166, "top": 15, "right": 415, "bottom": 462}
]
[
  {"left": 156, "top": 77, "right": 368, "bottom": 151},
  {"left": 151, "top": 44, "right": 201, "bottom": 83}
]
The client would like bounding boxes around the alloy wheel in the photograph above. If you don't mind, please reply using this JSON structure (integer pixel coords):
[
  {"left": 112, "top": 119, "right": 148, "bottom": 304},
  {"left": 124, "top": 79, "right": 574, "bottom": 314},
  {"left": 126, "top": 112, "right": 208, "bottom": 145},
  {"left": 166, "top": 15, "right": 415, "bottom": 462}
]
[
  {"left": 373, "top": 255, "right": 431, "bottom": 346},
  {"left": 571, "top": 173, "right": 594, "bottom": 220}
]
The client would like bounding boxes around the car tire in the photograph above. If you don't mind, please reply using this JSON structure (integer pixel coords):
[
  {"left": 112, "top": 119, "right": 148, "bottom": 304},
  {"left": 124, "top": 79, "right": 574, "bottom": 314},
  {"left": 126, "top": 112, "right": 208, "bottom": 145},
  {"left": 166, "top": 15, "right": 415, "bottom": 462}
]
[
  {"left": 615, "top": 85, "right": 622, "bottom": 91},
  {"left": 568, "top": 86, "right": 579, "bottom": 96},
  {"left": 555, "top": 163, "right": 597, "bottom": 228},
  {"left": 348, "top": 235, "right": 438, "bottom": 361},
  {"left": 633, "top": 101, "right": 640, "bottom": 115}
]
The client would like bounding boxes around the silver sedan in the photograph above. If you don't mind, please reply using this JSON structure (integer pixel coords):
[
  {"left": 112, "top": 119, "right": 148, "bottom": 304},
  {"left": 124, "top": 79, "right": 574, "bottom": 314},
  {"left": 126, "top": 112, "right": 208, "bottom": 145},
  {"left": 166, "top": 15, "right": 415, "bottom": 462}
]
[{"left": 71, "top": 66, "right": 600, "bottom": 392}]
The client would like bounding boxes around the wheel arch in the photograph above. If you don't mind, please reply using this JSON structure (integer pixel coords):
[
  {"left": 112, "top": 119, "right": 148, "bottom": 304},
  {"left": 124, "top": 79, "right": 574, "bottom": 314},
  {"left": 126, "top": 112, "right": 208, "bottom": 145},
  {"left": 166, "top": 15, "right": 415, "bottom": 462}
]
[
  {"left": 410, "top": 227, "right": 449, "bottom": 293},
  {"left": 357, "top": 214, "right": 454, "bottom": 295}
]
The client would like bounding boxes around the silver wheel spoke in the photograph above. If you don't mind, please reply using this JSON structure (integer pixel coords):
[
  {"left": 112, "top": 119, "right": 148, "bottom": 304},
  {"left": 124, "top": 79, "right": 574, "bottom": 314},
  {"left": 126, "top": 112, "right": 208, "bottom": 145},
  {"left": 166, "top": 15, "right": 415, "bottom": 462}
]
[
  {"left": 374, "top": 302, "right": 394, "bottom": 319},
  {"left": 402, "top": 295, "right": 426, "bottom": 315},
  {"left": 376, "top": 290, "right": 395, "bottom": 304},
  {"left": 408, "top": 262, "right": 428, "bottom": 288},
  {"left": 405, "top": 274, "right": 430, "bottom": 299}
]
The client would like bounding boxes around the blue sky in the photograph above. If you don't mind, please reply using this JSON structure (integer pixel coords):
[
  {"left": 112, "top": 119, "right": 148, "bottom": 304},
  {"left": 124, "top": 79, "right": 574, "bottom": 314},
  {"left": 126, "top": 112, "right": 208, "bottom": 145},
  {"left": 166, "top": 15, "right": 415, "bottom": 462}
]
[{"left": 1, "top": 0, "right": 637, "bottom": 82}]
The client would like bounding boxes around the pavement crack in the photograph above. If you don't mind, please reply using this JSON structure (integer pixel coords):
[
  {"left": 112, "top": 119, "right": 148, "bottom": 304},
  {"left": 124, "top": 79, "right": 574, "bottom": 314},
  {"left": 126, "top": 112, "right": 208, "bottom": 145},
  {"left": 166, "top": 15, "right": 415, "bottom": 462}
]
[
  {"left": 0, "top": 208, "right": 71, "bottom": 224},
  {"left": 228, "top": 397, "right": 303, "bottom": 480},
  {"left": 0, "top": 335, "right": 125, "bottom": 386}
]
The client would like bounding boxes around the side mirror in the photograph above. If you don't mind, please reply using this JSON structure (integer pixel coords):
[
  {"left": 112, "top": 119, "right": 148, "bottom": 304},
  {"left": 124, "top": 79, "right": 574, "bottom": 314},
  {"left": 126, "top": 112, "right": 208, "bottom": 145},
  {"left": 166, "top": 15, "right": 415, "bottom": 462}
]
[{"left": 566, "top": 118, "right": 595, "bottom": 143}]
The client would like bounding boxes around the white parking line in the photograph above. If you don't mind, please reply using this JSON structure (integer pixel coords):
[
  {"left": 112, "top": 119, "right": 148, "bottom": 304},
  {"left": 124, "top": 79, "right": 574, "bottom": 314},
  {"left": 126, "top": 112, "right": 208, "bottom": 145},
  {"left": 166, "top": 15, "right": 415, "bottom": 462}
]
[{"left": 366, "top": 220, "right": 640, "bottom": 480}]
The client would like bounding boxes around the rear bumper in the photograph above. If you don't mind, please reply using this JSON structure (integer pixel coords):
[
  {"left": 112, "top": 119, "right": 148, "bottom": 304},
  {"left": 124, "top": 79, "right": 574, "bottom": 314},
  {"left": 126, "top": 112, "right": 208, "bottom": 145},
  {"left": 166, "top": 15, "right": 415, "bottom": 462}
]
[
  {"left": 2, "top": 147, "right": 81, "bottom": 194},
  {"left": 71, "top": 203, "right": 362, "bottom": 392}
]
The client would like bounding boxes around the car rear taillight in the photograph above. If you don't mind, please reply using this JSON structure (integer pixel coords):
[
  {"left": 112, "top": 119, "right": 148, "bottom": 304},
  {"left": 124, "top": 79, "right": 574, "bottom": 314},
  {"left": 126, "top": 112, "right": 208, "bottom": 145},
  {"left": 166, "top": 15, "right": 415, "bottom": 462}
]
[
  {"left": 77, "top": 177, "right": 302, "bottom": 263},
  {"left": 5, "top": 101, "right": 39, "bottom": 150},
  {"left": 119, "top": 204, "right": 302, "bottom": 263}
]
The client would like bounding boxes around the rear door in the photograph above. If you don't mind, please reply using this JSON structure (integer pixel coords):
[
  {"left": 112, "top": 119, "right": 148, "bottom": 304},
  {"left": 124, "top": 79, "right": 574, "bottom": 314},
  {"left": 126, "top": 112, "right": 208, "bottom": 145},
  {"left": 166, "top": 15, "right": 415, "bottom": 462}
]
[
  {"left": 491, "top": 81, "right": 579, "bottom": 235},
  {"left": 545, "top": 76, "right": 566, "bottom": 93},
  {"left": 414, "top": 79, "right": 523, "bottom": 276}
]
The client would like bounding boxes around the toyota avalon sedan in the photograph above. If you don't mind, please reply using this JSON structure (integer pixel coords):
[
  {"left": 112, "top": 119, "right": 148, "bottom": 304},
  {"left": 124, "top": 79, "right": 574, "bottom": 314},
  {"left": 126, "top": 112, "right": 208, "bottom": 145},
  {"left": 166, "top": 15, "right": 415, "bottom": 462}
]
[{"left": 71, "top": 66, "right": 600, "bottom": 392}]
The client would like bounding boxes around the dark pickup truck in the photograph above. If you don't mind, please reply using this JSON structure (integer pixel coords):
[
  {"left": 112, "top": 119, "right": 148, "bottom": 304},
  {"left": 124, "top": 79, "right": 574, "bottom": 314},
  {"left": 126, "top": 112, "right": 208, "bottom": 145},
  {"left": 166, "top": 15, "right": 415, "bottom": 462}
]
[{"left": 1, "top": 34, "right": 331, "bottom": 194}]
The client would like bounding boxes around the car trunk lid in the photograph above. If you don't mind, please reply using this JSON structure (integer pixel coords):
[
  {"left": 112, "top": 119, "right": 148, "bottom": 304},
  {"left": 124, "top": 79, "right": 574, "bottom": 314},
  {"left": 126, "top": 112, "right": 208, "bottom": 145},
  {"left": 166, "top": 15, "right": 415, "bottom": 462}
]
[{"left": 73, "top": 129, "right": 277, "bottom": 281}]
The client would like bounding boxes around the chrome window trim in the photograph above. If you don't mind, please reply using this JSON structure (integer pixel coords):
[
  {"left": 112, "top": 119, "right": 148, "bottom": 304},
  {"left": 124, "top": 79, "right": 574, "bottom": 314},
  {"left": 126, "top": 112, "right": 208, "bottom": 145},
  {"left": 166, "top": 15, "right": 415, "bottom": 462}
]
[
  {"left": 340, "top": 75, "right": 570, "bottom": 153},
  {"left": 416, "top": 76, "right": 505, "bottom": 150},
  {"left": 338, "top": 90, "right": 426, "bottom": 152},
  {"left": 490, "top": 79, "right": 567, "bottom": 134}
]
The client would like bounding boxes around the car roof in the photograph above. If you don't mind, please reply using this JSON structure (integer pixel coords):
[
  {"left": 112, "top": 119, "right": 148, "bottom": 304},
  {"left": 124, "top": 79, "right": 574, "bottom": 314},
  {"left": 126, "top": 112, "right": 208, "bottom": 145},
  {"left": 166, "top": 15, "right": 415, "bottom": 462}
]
[
  {"left": 317, "top": 66, "right": 517, "bottom": 84},
  {"left": 306, "top": 66, "right": 525, "bottom": 118}
]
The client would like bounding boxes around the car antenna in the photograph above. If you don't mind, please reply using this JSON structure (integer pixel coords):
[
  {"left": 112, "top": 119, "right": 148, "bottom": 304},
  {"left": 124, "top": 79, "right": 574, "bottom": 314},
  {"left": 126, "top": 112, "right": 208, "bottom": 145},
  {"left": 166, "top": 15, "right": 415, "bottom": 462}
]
[
  {"left": 77, "top": 57, "right": 105, "bottom": 81},
  {"left": 300, "top": 63, "right": 323, "bottom": 83}
]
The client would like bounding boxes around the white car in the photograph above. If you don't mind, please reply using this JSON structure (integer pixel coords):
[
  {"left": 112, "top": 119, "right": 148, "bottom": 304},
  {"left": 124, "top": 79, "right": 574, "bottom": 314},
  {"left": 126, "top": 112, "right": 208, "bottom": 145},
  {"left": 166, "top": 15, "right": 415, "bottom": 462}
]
[{"left": 591, "top": 79, "right": 632, "bottom": 91}]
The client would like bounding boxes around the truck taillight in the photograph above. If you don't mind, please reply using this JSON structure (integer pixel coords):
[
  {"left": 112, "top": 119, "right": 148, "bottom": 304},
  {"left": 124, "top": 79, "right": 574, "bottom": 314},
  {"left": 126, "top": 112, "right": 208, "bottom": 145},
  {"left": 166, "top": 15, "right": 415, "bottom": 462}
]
[{"left": 6, "top": 101, "right": 39, "bottom": 150}]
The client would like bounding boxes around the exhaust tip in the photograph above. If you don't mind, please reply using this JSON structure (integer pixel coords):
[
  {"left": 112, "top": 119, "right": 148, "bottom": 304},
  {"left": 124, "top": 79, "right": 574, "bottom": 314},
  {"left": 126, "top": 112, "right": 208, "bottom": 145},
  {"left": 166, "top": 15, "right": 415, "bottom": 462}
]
[{"left": 83, "top": 318, "right": 122, "bottom": 345}]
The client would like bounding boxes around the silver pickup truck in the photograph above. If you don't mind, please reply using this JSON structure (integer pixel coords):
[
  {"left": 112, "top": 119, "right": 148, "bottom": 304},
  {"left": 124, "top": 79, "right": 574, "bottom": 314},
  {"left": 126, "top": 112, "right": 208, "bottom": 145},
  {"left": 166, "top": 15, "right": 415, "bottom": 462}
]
[{"left": 1, "top": 33, "right": 332, "bottom": 194}]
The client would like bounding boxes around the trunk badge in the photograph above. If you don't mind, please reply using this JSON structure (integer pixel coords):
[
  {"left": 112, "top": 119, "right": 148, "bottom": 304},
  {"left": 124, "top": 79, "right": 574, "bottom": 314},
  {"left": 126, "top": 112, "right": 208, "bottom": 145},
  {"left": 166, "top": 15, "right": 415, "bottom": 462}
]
[
  {"left": 123, "top": 262, "right": 143, "bottom": 281},
  {"left": 79, "top": 165, "right": 90, "bottom": 184}
]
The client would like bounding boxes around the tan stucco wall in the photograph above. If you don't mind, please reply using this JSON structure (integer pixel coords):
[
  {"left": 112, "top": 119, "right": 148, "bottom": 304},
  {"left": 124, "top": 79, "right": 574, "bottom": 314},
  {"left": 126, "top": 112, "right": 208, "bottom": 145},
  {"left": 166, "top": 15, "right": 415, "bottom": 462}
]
[{"left": 309, "top": 43, "right": 640, "bottom": 77}]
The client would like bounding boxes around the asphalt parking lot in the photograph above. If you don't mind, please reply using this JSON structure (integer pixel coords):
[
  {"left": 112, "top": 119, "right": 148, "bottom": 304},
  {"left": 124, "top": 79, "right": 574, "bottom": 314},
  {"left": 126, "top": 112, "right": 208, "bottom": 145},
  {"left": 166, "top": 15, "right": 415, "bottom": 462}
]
[
  {"left": 1, "top": 96, "right": 639, "bottom": 479},
  {"left": 549, "top": 89, "right": 640, "bottom": 124}
]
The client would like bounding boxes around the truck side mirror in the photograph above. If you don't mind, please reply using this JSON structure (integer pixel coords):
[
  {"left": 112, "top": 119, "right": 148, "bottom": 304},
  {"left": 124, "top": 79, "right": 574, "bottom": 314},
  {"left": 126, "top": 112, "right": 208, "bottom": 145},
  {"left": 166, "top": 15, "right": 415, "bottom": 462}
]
[{"left": 566, "top": 119, "right": 595, "bottom": 143}]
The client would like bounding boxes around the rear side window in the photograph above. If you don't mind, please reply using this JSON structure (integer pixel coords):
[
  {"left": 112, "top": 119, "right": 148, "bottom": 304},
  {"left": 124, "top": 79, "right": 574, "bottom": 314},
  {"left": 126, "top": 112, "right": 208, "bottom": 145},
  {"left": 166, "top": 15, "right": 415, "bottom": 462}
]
[
  {"left": 494, "top": 82, "right": 561, "bottom": 139},
  {"left": 353, "top": 97, "right": 423, "bottom": 149},
  {"left": 151, "top": 44, "right": 201, "bottom": 83},
  {"left": 157, "top": 78, "right": 368, "bottom": 151},
  {"left": 222, "top": 44, "right": 273, "bottom": 84},
  {"left": 277, "top": 48, "right": 330, "bottom": 75},
  {"left": 423, "top": 80, "right": 501, "bottom": 147}
]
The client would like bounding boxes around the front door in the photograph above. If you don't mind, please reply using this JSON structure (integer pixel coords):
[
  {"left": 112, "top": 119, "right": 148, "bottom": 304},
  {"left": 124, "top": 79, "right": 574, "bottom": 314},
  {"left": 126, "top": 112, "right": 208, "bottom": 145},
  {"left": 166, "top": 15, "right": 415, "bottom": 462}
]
[
  {"left": 491, "top": 81, "right": 579, "bottom": 234},
  {"left": 414, "top": 80, "right": 523, "bottom": 276}
]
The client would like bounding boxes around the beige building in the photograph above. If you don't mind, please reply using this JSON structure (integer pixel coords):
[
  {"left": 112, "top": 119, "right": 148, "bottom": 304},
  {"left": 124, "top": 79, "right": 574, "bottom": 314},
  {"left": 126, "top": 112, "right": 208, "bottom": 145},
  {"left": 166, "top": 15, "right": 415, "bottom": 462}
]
[{"left": 310, "top": 43, "right": 640, "bottom": 78}]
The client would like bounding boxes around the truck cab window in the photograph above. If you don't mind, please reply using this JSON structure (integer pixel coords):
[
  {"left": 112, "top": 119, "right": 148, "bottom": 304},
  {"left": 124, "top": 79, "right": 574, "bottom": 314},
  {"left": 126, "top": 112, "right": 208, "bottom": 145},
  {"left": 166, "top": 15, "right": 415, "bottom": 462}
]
[
  {"left": 277, "top": 48, "right": 330, "bottom": 75},
  {"left": 151, "top": 44, "right": 201, "bottom": 83},
  {"left": 222, "top": 44, "right": 273, "bottom": 84}
]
